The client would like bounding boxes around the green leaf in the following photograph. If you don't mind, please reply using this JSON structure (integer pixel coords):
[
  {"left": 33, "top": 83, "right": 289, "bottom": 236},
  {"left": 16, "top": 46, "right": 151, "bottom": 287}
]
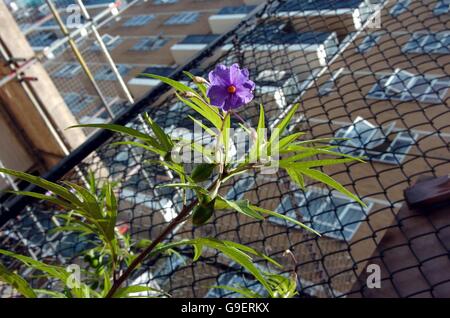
[
  {"left": 68, "top": 124, "right": 157, "bottom": 145},
  {"left": 7, "top": 191, "right": 75, "bottom": 210},
  {"left": 143, "top": 113, "right": 173, "bottom": 152},
  {"left": 188, "top": 115, "right": 217, "bottom": 136},
  {"left": 63, "top": 182, "right": 102, "bottom": 220},
  {"left": 34, "top": 289, "right": 67, "bottom": 298},
  {"left": 104, "top": 183, "right": 118, "bottom": 240},
  {"left": 301, "top": 169, "right": 366, "bottom": 207},
  {"left": 183, "top": 71, "right": 208, "bottom": 100},
  {"left": 111, "top": 141, "right": 165, "bottom": 156},
  {"left": 193, "top": 243, "right": 203, "bottom": 261},
  {"left": 267, "top": 273, "right": 298, "bottom": 298},
  {"left": 217, "top": 197, "right": 264, "bottom": 220},
  {"left": 140, "top": 73, "right": 197, "bottom": 95},
  {"left": 221, "top": 112, "right": 231, "bottom": 162},
  {"left": 274, "top": 132, "right": 305, "bottom": 152},
  {"left": 280, "top": 158, "right": 357, "bottom": 170},
  {"left": 0, "top": 263, "right": 37, "bottom": 298},
  {"left": 0, "top": 249, "right": 93, "bottom": 297},
  {"left": 282, "top": 145, "right": 365, "bottom": 162},
  {"left": 269, "top": 103, "right": 300, "bottom": 145},
  {"left": 145, "top": 160, "right": 186, "bottom": 177},
  {"left": 0, "top": 168, "right": 81, "bottom": 206},
  {"left": 149, "top": 238, "right": 281, "bottom": 297},
  {"left": 251, "top": 205, "right": 321, "bottom": 236},
  {"left": 175, "top": 93, "right": 222, "bottom": 130},
  {"left": 186, "top": 141, "right": 215, "bottom": 163},
  {"left": 249, "top": 104, "right": 266, "bottom": 161},
  {"left": 221, "top": 240, "right": 281, "bottom": 268},
  {"left": 285, "top": 168, "right": 305, "bottom": 189}
]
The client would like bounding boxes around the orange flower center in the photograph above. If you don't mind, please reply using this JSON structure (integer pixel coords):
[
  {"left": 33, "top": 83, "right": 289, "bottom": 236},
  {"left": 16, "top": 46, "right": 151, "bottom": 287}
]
[{"left": 227, "top": 85, "right": 237, "bottom": 94}]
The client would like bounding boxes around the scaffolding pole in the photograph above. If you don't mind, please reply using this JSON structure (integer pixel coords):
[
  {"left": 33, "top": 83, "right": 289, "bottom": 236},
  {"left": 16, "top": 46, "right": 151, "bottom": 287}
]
[
  {"left": 76, "top": 0, "right": 134, "bottom": 104},
  {"left": 45, "top": 0, "right": 114, "bottom": 118}
]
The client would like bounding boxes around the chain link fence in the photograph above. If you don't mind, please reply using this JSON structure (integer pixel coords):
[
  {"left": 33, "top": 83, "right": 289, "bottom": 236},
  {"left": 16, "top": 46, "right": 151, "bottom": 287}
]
[{"left": 0, "top": 0, "right": 449, "bottom": 298}]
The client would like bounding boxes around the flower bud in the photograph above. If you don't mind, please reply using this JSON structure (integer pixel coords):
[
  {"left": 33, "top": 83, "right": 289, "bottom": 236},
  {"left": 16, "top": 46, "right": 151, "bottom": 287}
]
[
  {"left": 191, "top": 163, "right": 217, "bottom": 182},
  {"left": 192, "top": 197, "right": 216, "bottom": 226},
  {"left": 193, "top": 76, "right": 208, "bottom": 84},
  {"left": 181, "top": 91, "right": 197, "bottom": 98}
]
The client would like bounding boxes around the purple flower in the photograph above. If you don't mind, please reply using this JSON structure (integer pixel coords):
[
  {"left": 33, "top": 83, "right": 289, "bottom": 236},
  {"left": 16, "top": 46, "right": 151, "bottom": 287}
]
[{"left": 206, "top": 64, "right": 255, "bottom": 111}]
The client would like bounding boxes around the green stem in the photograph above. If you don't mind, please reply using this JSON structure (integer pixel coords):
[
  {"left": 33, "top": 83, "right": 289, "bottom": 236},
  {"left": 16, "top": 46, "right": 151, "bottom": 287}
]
[{"left": 105, "top": 177, "right": 222, "bottom": 298}]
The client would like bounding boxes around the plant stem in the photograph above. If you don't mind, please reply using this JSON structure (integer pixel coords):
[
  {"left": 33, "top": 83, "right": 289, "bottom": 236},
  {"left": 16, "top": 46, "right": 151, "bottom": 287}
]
[
  {"left": 105, "top": 198, "right": 198, "bottom": 298},
  {"left": 105, "top": 175, "right": 223, "bottom": 298},
  {"left": 106, "top": 109, "right": 231, "bottom": 297}
]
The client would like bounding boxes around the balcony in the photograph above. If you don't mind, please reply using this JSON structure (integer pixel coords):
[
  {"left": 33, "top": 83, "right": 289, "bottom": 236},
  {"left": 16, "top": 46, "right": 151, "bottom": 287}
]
[
  {"left": 170, "top": 34, "right": 220, "bottom": 64},
  {"left": 272, "top": 0, "right": 379, "bottom": 38},
  {"left": 127, "top": 66, "right": 177, "bottom": 96},
  {"left": 221, "top": 23, "right": 339, "bottom": 70},
  {"left": 208, "top": 5, "right": 256, "bottom": 34}
]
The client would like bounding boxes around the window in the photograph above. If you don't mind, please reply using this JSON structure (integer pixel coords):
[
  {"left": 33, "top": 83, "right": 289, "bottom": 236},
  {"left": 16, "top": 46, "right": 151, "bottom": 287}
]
[
  {"left": 367, "top": 69, "right": 449, "bottom": 104},
  {"left": 179, "top": 34, "right": 219, "bottom": 44},
  {"left": 123, "top": 15, "right": 155, "bottom": 27},
  {"left": 53, "top": 63, "right": 81, "bottom": 78},
  {"left": 434, "top": 0, "right": 450, "bottom": 15},
  {"left": 164, "top": 12, "right": 199, "bottom": 25},
  {"left": 92, "top": 34, "right": 122, "bottom": 51},
  {"left": 27, "top": 31, "right": 58, "bottom": 47},
  {"left": 333, "top": 117, "right": 417, "bottom": 165},
  {"left": 403, "top": 32, "right": 450, "bottom": 54},
  {"left": 131, "top": 37, "right": 167, "bottom": 51},
  {"left": 357, "top": 31, "right": 383, "bottom": 54},
  {"left": 390, "top": 0, "right": 410, "bottom": 16},
  {"left": 217, "top": 5, "right": 255, "bottom": 15},
  {"left": 63, "top": 93, "right": 95, "bottom": 115},
  {"left": 296, "top": 189, "right": 372, "bottom": 241},
  {"left": 154, "top": 0, "right": 177, "bottom": 4},
  {"left": 94, "top": 64, "right": 129, "bottom": 81}
]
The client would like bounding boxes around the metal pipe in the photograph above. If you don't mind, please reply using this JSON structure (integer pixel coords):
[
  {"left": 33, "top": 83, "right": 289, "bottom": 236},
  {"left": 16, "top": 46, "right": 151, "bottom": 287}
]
[
  {"left": 0, "top": 4, "right": 119, "bottom": 88},
  {"left": 75, "top": 0, "right": 134, "bottom": 104},
  {"left": 45, "top": 0, "right": 114, "bottom": 118}
]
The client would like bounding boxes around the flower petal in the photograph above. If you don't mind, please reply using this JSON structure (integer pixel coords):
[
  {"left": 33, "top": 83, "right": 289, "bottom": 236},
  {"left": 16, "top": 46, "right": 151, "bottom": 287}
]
[
  {"left": 207, "top": 85, "right": 228, "bottom": 108},
  {"left": 223, "top": 92, "right": 245, "bottom": 111},
  {"left": 235, "top": 86, "right": 254, "bottom": 105},
  {"left": 242, "top": 79, "right": 255, "bottom": 91},
  {"left": 208, "top": 64, "right": 230, "bottom": 87}
]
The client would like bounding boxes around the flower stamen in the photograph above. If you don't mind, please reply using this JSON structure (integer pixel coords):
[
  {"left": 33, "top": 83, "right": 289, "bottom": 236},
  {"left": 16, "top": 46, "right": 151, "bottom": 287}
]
[{"left": 227, "top": 85, "right": 237, "bottom": 94}]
